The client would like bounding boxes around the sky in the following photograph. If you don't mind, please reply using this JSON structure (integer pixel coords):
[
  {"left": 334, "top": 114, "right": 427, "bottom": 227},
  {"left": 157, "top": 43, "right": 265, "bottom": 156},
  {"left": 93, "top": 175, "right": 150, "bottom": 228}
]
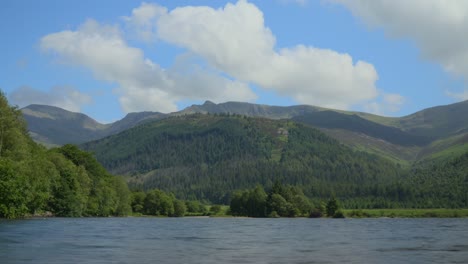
[{"left": 1, "top": 0, "right": 468, "bottom": 123}]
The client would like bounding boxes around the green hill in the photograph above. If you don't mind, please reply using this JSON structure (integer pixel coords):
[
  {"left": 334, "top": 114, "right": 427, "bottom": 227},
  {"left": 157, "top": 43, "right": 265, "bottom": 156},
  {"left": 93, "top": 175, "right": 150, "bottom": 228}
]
[
  {"left": 82, "top": 114, "right": 407, "bottom": 205},
  {"left": 22, "top": 100, "right": 468, "bottom": 164}
]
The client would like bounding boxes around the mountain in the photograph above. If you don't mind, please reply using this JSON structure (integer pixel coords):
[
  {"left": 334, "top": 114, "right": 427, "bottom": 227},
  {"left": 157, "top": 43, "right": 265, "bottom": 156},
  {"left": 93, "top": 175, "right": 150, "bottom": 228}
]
[
  {"left": 22, "top": 100, "right": 468, "bottom": 163},
  {"left": 390, "top": 100, "right": 468, "bottom": 139},
  {"left": 21, "top": 104, "right": 108, "bottom": 147},
  {"left": 82, "top": 114, "right": 404, "bottom": 205},
  {"left": 22, "top": 105, "right": 167, "bottom": 146},
  {"left": 179, "top": 100, "right": 325, "bottom": 118}
]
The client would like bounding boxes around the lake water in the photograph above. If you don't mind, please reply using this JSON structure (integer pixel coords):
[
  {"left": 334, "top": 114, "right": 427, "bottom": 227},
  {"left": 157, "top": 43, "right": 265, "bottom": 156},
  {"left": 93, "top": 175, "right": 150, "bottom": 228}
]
[{"left": 1, "top": 218, "right": 468, "bottom": 264}]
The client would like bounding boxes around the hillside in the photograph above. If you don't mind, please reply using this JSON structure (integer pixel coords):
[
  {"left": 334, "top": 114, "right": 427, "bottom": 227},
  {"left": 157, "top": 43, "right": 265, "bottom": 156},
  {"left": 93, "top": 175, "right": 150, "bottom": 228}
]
[
  {"left": 179, "top": 100, "right": 325, "bottom": 119},
  {"left": 22, "top": 104, "right": 108, "bottom": 146},
  {"left": 17, "top": 101, "right": 468, "bottom": 208},
  {"left": 394, "top": 100, "right": 468, "bottom": 139},
  {"left": 22, "top": 105, "right": 167, "bottom": 146},
  {"left": 179, "top": 101, "right": 468, "bottom": 163},
  {"left": 22, "top": 100, "right": 468, "bottom": 163},
  {"left": 82, "top": 114, "right": 405, "bottom": 205}
]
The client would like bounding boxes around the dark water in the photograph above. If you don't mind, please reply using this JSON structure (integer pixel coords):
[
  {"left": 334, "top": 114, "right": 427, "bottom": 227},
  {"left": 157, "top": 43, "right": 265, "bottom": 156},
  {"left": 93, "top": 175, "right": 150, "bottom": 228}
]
[{"left": 1, "top": 218, "right": 468, "bottom": 264}]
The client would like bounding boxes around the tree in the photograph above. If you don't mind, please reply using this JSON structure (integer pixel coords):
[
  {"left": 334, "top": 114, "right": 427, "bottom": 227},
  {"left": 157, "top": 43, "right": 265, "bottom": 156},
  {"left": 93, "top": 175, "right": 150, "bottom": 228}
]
[
  {"left": 48, "top": 153, "right": 90, "bottom": 217},
  {"left": 114, "top": 177, "right": 132, "bottom": 216},
  {"left": 209, "top": 204, "right": 222, "bottom": 215},
  {"left": 247, "top": 185, "right": 267, "bottom": 217},
  {"left": 229, "top": 191, "right": 246, "bottom": 216},
  {"left": 268, "top": 193, "right": 289, "bottom": 217},
  {"left": 186, "top": 200, "right": 207, "bottom": 214},
  {"left": 0, "top": 91, "right": 29, "bottom": 159},
  {"left": 132, "top": 191, "right": 146, "bottom": 214},
  {"left": 144, "top": 189, "right": 174, "bottom": 216},
  {"left": 291, "top": 194, "right": 312, "bottom": 216},
  {"left": 0, "top": 159, "right": 28, "bottom": 218},
  {"left": 173, "top": 199, "right": 186, "bottom": 217},
  {"left": 326, "top": 197, "right": 339, "bottom": 217}
]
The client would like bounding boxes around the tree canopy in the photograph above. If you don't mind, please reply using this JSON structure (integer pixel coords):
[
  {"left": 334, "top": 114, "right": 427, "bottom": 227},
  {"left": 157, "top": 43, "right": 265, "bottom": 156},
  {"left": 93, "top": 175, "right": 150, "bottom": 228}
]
[{"left": 0, "top": 91, "right": 132, "bottom": 218}]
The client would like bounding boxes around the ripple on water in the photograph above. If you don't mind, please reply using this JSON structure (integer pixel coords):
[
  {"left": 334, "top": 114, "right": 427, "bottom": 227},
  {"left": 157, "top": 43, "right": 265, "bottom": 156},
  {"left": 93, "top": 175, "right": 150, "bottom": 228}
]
[{"left": 1, "top": 218, "right": 468, "bottom": 264}]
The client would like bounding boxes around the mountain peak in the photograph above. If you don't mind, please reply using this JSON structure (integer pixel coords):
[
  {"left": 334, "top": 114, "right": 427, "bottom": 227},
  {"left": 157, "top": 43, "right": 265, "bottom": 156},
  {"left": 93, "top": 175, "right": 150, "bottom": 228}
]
[{"left": 203, "top": 100, "right": 216, "bottom": 106}]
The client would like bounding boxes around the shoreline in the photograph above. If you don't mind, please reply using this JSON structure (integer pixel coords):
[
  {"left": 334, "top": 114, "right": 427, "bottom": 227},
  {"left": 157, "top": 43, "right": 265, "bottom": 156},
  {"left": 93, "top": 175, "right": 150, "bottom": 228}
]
[{"left": 4, "top": 208, "right": 468, "bottom": 220}]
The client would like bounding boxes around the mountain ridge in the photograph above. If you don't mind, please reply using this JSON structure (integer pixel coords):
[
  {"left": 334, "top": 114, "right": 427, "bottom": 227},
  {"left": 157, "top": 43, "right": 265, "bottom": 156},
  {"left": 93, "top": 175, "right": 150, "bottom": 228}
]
[{"left": 21, "top": 99, "right": 468, "bottom": 163}]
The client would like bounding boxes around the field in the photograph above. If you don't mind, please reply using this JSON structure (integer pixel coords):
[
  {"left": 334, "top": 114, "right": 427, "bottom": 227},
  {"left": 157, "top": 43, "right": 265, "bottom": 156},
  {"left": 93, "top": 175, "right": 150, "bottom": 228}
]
[{"left": 343, "top": 208, "right": 468, "bottom": 218}]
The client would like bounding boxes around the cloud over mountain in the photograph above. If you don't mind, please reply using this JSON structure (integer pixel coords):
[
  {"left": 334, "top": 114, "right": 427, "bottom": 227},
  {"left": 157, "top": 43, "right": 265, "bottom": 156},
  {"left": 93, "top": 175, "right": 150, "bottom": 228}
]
[
  {"left": 9, "top": 86, "right": 91, "bottom": 112},
  {"left": 38, "top": 1, "right": 398, "bottom": 113}
]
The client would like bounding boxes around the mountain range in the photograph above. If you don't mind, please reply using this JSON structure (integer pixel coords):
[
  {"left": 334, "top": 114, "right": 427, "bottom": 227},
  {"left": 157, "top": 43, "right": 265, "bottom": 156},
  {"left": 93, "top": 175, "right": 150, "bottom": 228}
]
[
  {"left": 19, "top": 100, "right": 468, "bottom": 207},
  {"left": 22, "top": 100, "right": 468, "bottom": 164}
]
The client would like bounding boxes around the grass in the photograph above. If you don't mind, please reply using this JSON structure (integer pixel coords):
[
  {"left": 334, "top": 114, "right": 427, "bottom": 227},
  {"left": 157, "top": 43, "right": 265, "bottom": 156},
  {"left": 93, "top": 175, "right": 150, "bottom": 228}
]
[{"left": 343, "top": 208, "right": 468, "bottom": 218}]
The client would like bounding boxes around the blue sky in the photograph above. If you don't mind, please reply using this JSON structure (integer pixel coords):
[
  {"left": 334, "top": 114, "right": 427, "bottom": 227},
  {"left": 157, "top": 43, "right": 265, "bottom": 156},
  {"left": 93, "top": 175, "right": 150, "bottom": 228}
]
[{"left": 1, "top": 0, "right": 467, "bottom": 123}]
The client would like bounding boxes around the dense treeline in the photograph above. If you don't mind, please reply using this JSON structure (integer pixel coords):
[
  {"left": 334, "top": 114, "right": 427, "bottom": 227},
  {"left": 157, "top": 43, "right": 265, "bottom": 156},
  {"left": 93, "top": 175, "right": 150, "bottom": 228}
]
[
  {"left": 85, "top": 114, "right": 408, "bottom": 206},
  {"left": 83, "top": 113, "right": 468, "bottom": 209},
  {"left": 406, "top": 153, "right": 468, "bottom": 208},
  {"left": 230, "top": 181, "right": 344, "bottom": 218},
  {"left": 83, "top": 114, "right": 274, "bottom": 175},
  {"left": 131, "top": 189, "right": 213, "bottom": 217},
  {"left": 0, "top": 92, "right": 132, "bottom": 218},
  {"left": 230, "top": 182, "right": 311, "bottom": 217}
]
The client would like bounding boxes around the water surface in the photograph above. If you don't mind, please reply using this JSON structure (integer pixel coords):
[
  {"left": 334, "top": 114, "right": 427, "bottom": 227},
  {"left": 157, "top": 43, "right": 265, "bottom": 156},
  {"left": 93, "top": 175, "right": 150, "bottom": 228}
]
[{"left": 1, "top": 218, "right": 467, "bottom": 263}]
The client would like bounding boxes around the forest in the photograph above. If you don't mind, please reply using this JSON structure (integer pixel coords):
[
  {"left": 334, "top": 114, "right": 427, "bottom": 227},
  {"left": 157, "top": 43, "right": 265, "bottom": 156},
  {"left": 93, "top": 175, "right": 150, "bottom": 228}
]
[
  {"left": 83, "top": 113, "right": 468, "bottom": 209},
  {"left": 2, "top": 89, "right": 468, "bottom": 219}
]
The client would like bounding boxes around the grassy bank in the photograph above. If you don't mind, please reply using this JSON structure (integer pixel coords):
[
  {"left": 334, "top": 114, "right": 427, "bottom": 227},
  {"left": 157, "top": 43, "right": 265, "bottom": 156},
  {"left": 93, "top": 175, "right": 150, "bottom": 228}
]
[{"left": 343, "top": 208, "right": 468, "bottom": 218}]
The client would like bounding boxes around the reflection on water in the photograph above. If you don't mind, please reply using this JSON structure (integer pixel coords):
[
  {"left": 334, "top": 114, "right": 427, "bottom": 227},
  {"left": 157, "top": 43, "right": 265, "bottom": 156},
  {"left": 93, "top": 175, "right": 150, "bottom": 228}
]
[{"left": 1, "top": 218, "right": 468, "bottom": 264}]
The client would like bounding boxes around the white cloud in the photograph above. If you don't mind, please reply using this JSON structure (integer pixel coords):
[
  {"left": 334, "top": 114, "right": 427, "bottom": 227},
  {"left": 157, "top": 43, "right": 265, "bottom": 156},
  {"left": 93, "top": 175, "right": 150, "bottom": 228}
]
[
  {"left": 41, "top": 19, "right": 256, "bottom": 113},
  {"left": 40, "top": 1, "right": 401, "bottom": 114},
  {"left": 122, "top": 2, "right": 166, "bottom": 42},
  {"left": 364, "top": 92, "right": 405, "bottom": 115},
  {"left": 332, "top": 0, "right": 468, "bottom": 100},
  {"left": 446, "top": 90, "right": 468, "bottom": 101},
  {"left": 383, "top": 93, "right": 405, "bottom": 112},
  {"left": 9, "top": 86, "right": 92, "bottom": 112},
  {"left": 154, "top": 0, "right": 381, "bottom": 110}
]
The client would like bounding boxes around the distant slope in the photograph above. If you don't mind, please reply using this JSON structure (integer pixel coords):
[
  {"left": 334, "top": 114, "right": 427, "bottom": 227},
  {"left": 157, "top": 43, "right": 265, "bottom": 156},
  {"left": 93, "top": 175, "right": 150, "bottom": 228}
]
[
  {"left": 178, "top": 100, "right": 468, "bottom": 162},
  {"left": 22, "top": 105, "right": 167, "bottom": 146},
  {"left": 393, "top": 100, "right": 468, "bottom": 139},
  {"left": 82, "top": 114, "right": 403, "bottom": 204},
  {"left": 22, "top": 104, "right": 108, "bottom": 146},
  {"left": 179, "top": 100, "right": 325, "bottom": 119},
  {"left": 179, "top": 102, "right": 431, "bottom": 162},
  {"left": 292, "top": 111, "right": 430, "bottom": 147},
  {"left": 106, "top": 111, "right": 167, "bottom": 135},
  {"left": 22, "top": 99, "right": 468, "bottom": 163}
]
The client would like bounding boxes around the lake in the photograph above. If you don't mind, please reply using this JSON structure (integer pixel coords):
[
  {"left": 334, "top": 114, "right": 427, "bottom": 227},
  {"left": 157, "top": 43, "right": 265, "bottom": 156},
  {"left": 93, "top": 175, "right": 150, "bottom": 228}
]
[{"left": 1, "top": 217, "right": 468, "bottom": 263}]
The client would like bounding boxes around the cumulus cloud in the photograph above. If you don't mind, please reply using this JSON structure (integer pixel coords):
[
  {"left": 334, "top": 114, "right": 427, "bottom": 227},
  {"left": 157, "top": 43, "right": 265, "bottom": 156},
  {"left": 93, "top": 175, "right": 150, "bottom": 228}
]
[
  {"left": 152, "top": 0, "right": 380, "bottom": 109},
  {"left": 383, "top": 93, "right": 405, "bottom": 112},
  {"left": 41, "top": 19, "right": 256, "bottom": 113},
  {"left": 40, "top": 1, "right": 398, "bottom": 114},
  {"left": 122, "top": 2, "right": 166, "bottom": 42},
  {"left": 364, "top": 92, "right": 405, "bottom": 115},
  {"left": 446, "top": 90, "right": 468, "bottom": 101},
  {"left": 9, "top": 86, "right": 92, "bottom": 112},
  {"left": 332, "top": 0, "right": 468, "bottom": 99}
]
